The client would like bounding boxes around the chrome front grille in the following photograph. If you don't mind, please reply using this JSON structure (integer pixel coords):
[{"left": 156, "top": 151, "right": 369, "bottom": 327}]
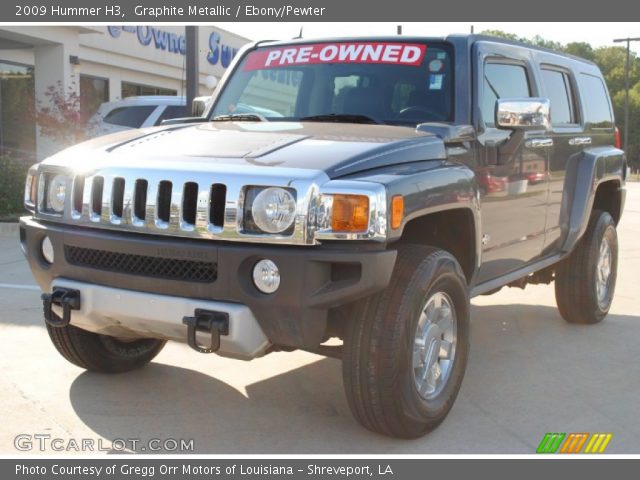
[
  {"left": 70, "top": 173, "right": 228, "bottom": 235},
  {"left": 37, "top": 165, "right": 330, "bottom": 245},
  {"left": 71, "top": 174, "right": 228, "bottom": 234}
]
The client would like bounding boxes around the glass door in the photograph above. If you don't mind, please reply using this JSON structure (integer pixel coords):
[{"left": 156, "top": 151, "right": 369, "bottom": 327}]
[{"left": 0, "top": 61, "right": 36, "bottom": 162}]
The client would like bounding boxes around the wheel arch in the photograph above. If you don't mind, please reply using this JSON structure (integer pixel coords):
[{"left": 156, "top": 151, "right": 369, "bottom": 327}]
[
  {"left": 395, "top": 207, "right": 479, "bottom": 283},
  {"left": 560, "top": 146, "right": 626, "bottom": 253}
]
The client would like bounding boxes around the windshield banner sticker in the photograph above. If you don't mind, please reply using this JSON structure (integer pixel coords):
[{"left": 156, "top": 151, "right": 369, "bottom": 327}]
[{"left": 243, "top": 43, "right": 427, "bottom": 70}]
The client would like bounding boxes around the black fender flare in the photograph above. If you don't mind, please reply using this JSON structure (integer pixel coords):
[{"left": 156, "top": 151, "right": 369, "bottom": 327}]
[{"left": 560, "top": 146, "right": 626, "bottom": 253}]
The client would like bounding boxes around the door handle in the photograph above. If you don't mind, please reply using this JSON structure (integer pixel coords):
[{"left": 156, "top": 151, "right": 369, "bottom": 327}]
[
  {"left": 568, "top": 137, "right": 592, "bottom": 146},
  {"left": 525, "top": 138, "right": 554, "bottom": 148}
]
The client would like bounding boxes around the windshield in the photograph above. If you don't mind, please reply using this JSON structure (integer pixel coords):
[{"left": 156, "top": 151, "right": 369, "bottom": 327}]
[{"left": 210, "top": 41, "right": 454, "bottom": 125}]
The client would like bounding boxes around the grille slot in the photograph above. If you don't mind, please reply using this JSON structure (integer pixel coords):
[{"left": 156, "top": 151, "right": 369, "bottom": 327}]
[
  {"left": 210, "top": 183, "right": 227, "bottom": 227},
  {"left": 157, "top": 181, "right": 172, "bottom": 223},
  {"left": 133, "top": 179, "right": 148, "bottom": 221},
  {"left": 112, "top": 177, "right": 125, "bottom": 219},
  {"left": 65, "top": 245, "right": 217, "bottom": 283},
  {"left": 72, "top": 176, "right": 84, "bottom": 214},
  {"left": 182, "top": 182, "right": 198, "bottom": 226},
  {"left": 91, "top": 176, "right": 104, "bottom": 217}
]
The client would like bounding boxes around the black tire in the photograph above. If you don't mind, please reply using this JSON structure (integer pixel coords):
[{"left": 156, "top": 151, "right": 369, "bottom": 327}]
[
  {"left": 342, "top": 245, "right": 470, "bottom": 438},
  {"left": 555, "top": 209, "right": 618, "bottom": 324},
  {"left": 46, "top": 320, "right": 166, "bottom": 373}
]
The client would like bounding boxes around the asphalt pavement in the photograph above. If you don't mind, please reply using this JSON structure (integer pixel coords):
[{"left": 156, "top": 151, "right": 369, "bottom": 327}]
[{"left": 1, "top": 183, "right": 639, "bottom": 454}]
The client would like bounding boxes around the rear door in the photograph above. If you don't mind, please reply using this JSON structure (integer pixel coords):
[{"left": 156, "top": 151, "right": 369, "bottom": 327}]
[{"left": 537, "top": 63, "right": 583, "bottom": 253}]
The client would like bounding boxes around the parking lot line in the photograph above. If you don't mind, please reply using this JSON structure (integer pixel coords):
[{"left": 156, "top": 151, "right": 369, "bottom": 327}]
[{"left": 0, "top": 283, "right": 40, "bottom": 291}]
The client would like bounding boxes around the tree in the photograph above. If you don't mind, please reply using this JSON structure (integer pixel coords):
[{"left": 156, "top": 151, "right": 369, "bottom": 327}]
[
  {"left": 36, "top": 81, "right": 88, "bottom": 149},
  {"left": 480, "top": 29, "right": 519, "bottom": 42},
  {"left": 564, "top": 42, "right": 595, "bottom": 61}
]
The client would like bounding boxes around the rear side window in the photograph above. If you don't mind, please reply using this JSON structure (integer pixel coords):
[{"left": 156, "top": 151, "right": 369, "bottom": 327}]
[
  {"left": 103, "top": 106, "right": 156, "bottom": 127},
  {"left": 541, "top": 68, "right": 576, "bottom": 125},
  {"left": 579, "top": 74, "right": 613, "bottom": 129},
  {"left": 482, "top": 63, "right": 531, "bottom": 126},
  {"left": 154, "top": 105, "right": 188, "bottom": 125}
]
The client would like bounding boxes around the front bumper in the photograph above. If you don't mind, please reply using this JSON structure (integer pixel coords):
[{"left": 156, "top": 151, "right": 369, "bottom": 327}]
[{"left": 20, "top": 217, "right": 397, "bottom": 351}]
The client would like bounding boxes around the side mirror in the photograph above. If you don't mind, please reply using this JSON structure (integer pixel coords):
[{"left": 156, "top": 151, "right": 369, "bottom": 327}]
[
  {"left": 191, "top": 97, "right": 210, "bottom": 117},
  {"left": 496, "top": 98, "right": 550, "bottom": 131}
]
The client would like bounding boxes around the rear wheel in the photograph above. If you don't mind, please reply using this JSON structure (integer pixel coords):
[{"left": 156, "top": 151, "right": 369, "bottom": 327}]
[
  {"left": 342, "top": 245, "right": 470, "bottom": 438},
  {"left": 46, "top": 320, "right": 166, "bottom": 373},
  {"left": 555, "top": 210, "right": 618, "bottom": 324}
]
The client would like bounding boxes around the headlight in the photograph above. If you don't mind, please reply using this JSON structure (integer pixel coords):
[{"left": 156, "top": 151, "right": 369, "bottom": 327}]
[
  {"left": 46, "top": 174, "right": 67, "bottom": 214},
  {"left": 245, "top": 187, "right": 296, "bottom": 234}
]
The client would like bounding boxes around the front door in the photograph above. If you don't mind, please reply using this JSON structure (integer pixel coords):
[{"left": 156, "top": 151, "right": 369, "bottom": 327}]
[{"left": 473, "top": 45, "right": 550, "bottom": 284}]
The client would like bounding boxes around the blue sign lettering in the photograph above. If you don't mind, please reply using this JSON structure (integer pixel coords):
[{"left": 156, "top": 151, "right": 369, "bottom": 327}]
[
  {"left": 207, "top": 31, "right": 239, "bottom": 67},
  {"left": 136, "top": 26, "right": 152, "bottom": 46},
  {"left": 107, "top": 26, "right": 121, "bottom": 37},
  {"left": 107, "top": 26, "right": 229, "bottom": 63}
]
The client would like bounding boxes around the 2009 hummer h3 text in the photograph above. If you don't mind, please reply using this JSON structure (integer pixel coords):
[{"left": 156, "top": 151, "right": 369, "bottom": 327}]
[{"left": 20, "top": 35, "right": 626, "bottom": 438}]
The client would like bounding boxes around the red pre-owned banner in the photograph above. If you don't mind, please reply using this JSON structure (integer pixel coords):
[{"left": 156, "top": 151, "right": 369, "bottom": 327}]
[{"left": 243, "top": 42, "right": 427, "bottom": 70}]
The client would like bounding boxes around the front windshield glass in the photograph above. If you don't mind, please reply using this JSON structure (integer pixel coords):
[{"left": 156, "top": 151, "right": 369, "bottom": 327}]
[{"left": 210, "top": 41, "right": 454, "bottom": 125}]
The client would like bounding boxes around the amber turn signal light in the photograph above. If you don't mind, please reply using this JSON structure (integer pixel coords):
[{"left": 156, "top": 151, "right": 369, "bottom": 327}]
[
  {"left": 331, "top": 194, "right": 369, "bottom": 232},
  {"left": 391, "top": 195, "right": 404, "bottom": 229}
]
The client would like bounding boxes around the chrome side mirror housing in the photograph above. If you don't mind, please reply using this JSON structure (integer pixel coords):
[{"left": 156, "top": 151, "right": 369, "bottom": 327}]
[
  {"left": 496, "top": 98, "right": 550, "bottom": 130},
  {"left": 191, "top": 96, "right": 210, "bottom": 117}
]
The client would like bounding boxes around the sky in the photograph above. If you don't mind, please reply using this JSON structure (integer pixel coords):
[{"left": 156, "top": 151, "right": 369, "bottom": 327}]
[{"left": 217, "top": 22, "right": 640, "bottom": 52}]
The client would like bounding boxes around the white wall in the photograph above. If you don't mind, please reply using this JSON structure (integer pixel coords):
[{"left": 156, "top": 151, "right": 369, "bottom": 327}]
[
  {"left": 0, "top": 26, "right": 250, "bottom": 158},
  {"left": 0, "top": 25, "right": 250, "bottom": 98}
]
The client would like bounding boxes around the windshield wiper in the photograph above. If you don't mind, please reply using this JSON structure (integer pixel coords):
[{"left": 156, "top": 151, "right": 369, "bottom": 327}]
[
  {"left": 299, "top": 113, "right": 382, "bottom": 125},
  {"left": 212, "top": 113, "right": 267, "bottom": 122}
]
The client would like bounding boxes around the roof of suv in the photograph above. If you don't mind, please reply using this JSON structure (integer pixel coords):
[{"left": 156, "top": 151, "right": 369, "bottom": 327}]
[
  {"left": 254, "top": 34, "right": 597, "bottom": 67},
  {"left": 118, "top": 96, "right": 186, "bottom": 105}
]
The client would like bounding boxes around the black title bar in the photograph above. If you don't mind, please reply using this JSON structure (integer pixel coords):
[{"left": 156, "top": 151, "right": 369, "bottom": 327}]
[
  {"left": 5, "top": 459, "right": 640, "bottom": 480},
  {"left": 4, "top": 0, "right": 640, "bottom": 21}
]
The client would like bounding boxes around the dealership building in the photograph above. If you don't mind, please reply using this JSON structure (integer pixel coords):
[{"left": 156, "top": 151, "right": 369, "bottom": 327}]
[{"left": 0, "top": 25, "right": 250, "bottom": 160}]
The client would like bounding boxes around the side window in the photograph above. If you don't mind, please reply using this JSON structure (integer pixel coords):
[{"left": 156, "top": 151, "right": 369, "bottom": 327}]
[
  {"left": 541, "top": 68, "right": 576, "bottom": 125},
  {"left": 154, "top": 105, "right": 188, "bottom": 125},
  {"left": 103, "top": 106, "right": 156, "bottom": 128},
  {"left": 579, "top": 74, "right": 613, "bottom": 129},
  {"left": 482, "top": 63, "right": 531, "bottom": 126}
]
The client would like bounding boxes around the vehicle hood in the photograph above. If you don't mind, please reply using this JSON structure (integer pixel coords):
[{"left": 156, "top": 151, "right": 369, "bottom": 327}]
[{"left": 45, "top": 121, "right": 446, "bottom": 178}]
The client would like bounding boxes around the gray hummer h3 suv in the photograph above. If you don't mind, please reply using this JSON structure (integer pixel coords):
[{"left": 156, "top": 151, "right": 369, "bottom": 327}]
[{"left": 20, "top": 35, "right": 626, "bottom": 438}]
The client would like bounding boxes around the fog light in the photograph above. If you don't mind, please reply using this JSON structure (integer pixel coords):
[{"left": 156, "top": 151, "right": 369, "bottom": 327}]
[
  {"left": 252, "top": 259, "right": 280, "bottom": 294},
  {"left": 41, "top": 236, "right": 54, "bottom": 264}
]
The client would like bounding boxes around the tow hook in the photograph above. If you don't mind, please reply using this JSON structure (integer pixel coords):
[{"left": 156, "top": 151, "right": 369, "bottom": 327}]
[
  {"left": 182, "top": 309, "right": 229, "bottom": 354},
  {"left": 42, "top": 288, "right": 81, "bottom": 328}
]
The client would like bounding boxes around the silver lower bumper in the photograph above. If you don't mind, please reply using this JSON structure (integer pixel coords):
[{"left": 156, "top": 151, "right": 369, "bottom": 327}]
[{"left": 50, "top": 279, "right": 271, "bottom": 360}]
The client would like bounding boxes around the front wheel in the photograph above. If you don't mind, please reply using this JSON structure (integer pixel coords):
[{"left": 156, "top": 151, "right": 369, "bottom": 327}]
[
  {"left": 46, "top": 321, "right": 166, "bottom": 373},
  {"left": 342, "top": 245, "right": 470, "bottom": 438},
  {"left": 555, "top": 210, "right": 618, "bottom": 324}
]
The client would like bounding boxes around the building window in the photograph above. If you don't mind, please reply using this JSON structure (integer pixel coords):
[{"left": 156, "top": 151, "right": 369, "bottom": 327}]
[
  {"left": 122, "top": 82, "right": 177, "bottom": 98},
  {"left": 80, "top": 75, "right": 109, "bottom": 124},
  {"left": 0, "top": 61, "right": 35, "bottom": 162}
]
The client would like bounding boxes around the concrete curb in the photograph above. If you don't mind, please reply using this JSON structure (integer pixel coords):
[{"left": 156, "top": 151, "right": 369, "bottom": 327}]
[{"left": 0, "top": 223, "right": 19, "bottom": 235}]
